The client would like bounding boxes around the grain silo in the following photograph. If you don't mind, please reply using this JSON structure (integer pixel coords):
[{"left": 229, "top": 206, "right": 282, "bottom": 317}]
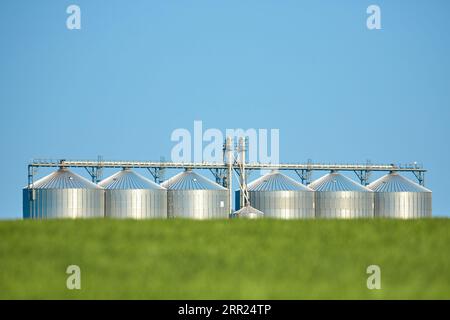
[
  {"left": 235, "top": 171, "right": 315, "bottom": 219},
  {"left": 309, "top": 171, "right": 374, "bottom": 218},
  {"left": 161, "top": 169, "right": 229, "bottom": 219},
  {"left": 231, "top": 204, "right": 264, "bottom": 219},
  {"left": 99, "top": 168, "right": 167, "bottom": 219},
  {"left": 367, "top": 172, "right": 432, "bottom": 218},
  {"left": 23, "top": 168, "right": 104, "bottom": 219}
]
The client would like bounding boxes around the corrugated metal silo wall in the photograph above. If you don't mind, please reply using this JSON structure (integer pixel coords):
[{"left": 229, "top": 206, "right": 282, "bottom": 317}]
[
  {"left": 246, "top": 190, "right": 315, "bottom": 219},
  {"left": 374, "top": 192, "right": 432, "bottom": 218},
  {"left": 22, "top": 189, "right": 30, "bottom": 219},
  {"left": 167, "top": 190, "right": 229, "bottom": 219},
  {"left": 23, "top": 188, "right": 104, "bottom": 219},
  {"left": 234, "top": 190, "right": 240, "bottom": 211},
  {"left": 104, "top": 189, "right": 167, "bottom": 219},
  {"left": 314, "top": 191, "right": 374, "bottom": 218}
]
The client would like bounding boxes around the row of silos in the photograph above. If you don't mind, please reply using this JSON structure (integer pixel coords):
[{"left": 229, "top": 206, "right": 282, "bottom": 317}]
[
  {"left": 23, "top": 168, "right": 228, "bottom": 219},
  {"left": 235, "top": 170, "right": 431, "bottom": 219},
  {"left": 23, "top": 168, "right": 432, "bottom": 219}
]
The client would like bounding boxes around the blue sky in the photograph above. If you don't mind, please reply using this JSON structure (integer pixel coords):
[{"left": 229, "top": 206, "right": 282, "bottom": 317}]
[{"left": 0, "top": 0, "right": 449, "bottom": 218}]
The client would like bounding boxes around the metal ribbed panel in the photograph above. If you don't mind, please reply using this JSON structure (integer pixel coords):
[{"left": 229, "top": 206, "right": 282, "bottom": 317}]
[
  {"left": 32, "top": 168, "right": 100, "bottom": 189},
  {"left": 232, "top": 204, "right": 264, "bottom": 219},
  {"left": 308, "top": 172, "right": 370, "bottom": 192},
  {"left": 23, "top": 168, "right": 104, "bottom": 219},
  {"left": 23, "top": 188, "right": 104, "bottom": 219},
  {"left": 164, "top": 170, "right": 229, "bottom": 219},
  {"left": 99, "top": 169, "right": 167, "bottom": 219},
  {"left": 309, "top": 172, "right": 373, "bottom": 218},
  {"left": 372, "top": 192, "right": 432, "bottom": 219},
  {"left": 161, "top": 170, "right": 226, "bottom": 190},
  {"left": 103, "top": 189, "right": 167, "bottom": 219},
  {"left": 368, "top": 173, "right": 432, "bottom": 218},
  {"left": 248, "top": 190, "right": 315, "bottom": 219},
  {"left": 313, "top": 191, "right": 374, "bottom": 218},
  {"left": 367, "top": 172, "right": 431, "bottom": 192},
  {"left": 99, "top": 169, "right": 164, "bottom": 190},
  {"left": 248, "top": 171, "right": 312, "bottom": 191},
  {"left": 167, "top": 190, "right": 229, "bottom": 219}
]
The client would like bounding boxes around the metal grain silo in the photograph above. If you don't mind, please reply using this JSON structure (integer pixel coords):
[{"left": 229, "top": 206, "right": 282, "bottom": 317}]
[
  {"left": 161, "top": 169, "right": 229, "bottom": 219},
  {"left": 309, "top": 171, "right": 374, "bottom": 218},
  {"left": 99, "top": 169, "right": 167, "bottom": 219},
  {"left": 231, "top": 204, "right": 264, "bottom": 219},
  {"left": 367, "top": 172, "right": 432, "bottom": 218},
  {"left": 236, "top": 171, "right": 315, "bottom": 219},
  {"left": 23, "top": 168, "right": 104, "bottom": 219}
]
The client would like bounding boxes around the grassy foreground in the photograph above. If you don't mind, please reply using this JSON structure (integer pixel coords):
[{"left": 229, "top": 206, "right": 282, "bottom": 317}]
[{"left": 0, "top": 218, "right": 449, "bottom": 299}]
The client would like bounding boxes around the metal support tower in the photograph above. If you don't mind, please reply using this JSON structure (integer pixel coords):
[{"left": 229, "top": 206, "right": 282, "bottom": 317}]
[
  {"left": 354, "top": 170, "right": 371, "bottom": 186},
  {"left": 209, "top": 168, "right": 227, "bottom": 186},
  {"left": 81, "top": 156, "right": 104, "bottom": 183},
  {"left": 224, "top": 137, "right": 234, "bottom": 214},
  {"left": 147, "top": 168, "right": 164, "bottom": 183},
  {"left": 238, "top": 137, "right": 249, "bottom": 208},
  {"left": 146, "top": 157, "right": 166, "bottom": 183},
  {"left": 413, "top": 170, "right": 425, "bottom": 186},
  {"left": 27, "top": 164, "right": 35, "bottom": 189},
  {"left": 294, "top": 169, "right": 312, "bottom": 185}
]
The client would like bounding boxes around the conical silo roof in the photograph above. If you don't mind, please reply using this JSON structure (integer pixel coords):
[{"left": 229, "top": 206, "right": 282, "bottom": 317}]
[
  {"left": 30, "top": 168, "right": 101, "bottom": 189},
  {"left": 248, "top": 170, "right": 312, "bottom": 191},
  {"left": 233, "top": 204, "right": 264, "bottom": 218},
  {"left": 367, "top": 172, "right": 431, "bottom": 192},
  {"left": 99, "top": 169, "right": 165, "bottom": 190},
  {"left": 309, "top": 172, "right": 370, "bottom": 192},
  {"left": 161, "top": 170, "right": 226, "bottom": 190}
]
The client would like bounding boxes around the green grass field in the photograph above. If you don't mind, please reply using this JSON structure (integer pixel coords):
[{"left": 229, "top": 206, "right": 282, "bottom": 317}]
[{"left": 0, "top": 218, "right": 449, "bottom": 299}]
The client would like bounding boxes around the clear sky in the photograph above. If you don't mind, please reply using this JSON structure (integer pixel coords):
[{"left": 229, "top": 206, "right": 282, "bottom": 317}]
[{"left": 0, "top": 0, "right": 449, "bottom": 218}]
